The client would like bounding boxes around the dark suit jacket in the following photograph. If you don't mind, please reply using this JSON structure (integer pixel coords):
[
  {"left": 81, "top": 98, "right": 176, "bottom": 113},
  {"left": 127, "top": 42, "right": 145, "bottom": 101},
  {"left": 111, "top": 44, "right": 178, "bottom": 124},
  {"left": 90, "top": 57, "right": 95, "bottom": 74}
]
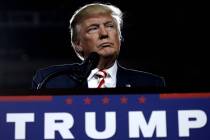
[{"left": 32, "top": 63, "right": 165, "bottom": 89}]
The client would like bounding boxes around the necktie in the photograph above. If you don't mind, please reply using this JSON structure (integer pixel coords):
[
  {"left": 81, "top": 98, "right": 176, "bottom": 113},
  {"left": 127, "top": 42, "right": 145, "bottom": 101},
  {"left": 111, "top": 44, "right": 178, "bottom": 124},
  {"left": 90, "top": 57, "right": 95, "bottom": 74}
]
[{"left": 96, "top": 70, "right": 107, "bottom": 88}]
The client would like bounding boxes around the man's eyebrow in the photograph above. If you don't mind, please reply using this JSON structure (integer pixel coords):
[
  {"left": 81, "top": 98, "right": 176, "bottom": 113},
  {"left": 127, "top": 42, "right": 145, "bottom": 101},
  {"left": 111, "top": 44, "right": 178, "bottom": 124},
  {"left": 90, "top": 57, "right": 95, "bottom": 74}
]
[
  {"left": 86, "top": 20, "right": 114, "bottom": 28},
  {"left": 87, "top": 23, "right": 99, "bottom": 28},
  {"left": 104, "top": 21, "right": 114, "bottom": 24}
]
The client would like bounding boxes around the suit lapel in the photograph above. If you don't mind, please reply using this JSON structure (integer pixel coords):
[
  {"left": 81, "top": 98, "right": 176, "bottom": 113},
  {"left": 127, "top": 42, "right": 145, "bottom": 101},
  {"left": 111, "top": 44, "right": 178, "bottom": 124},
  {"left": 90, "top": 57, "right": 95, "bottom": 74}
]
[
  {"left": 81, "top": 81, "right": 88, "bottom": 88},
  {"left": 66, "top": 74, "right": 88, "bottom": 88},
  {"left": 116, "top": 65, "right": 131, "bottom": 87}
]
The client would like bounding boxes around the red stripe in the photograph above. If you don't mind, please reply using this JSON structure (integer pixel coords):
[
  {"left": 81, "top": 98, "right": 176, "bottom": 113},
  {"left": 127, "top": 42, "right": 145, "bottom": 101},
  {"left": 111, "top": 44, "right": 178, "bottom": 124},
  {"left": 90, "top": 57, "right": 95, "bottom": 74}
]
[
  {"left": 160, "top": 93, "right": 210, "bottom": 99},
  {"left": 0, "top": 96, "right": 53, "bottom": 102},
  {"left": 97, "top": 79, "right": 105, "bottom": 88}
]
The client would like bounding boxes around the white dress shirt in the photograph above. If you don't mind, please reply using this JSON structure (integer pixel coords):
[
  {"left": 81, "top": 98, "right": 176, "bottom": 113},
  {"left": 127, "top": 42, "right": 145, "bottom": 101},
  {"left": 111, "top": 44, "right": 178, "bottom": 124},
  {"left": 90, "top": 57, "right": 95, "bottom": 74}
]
[{"left": 87, "top": 61, "right": 117, "bottom": 88}]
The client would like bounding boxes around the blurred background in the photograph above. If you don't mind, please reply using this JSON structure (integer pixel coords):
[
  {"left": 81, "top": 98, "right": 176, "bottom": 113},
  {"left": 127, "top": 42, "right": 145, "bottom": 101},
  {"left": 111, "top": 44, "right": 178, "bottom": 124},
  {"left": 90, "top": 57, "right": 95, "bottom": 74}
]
[{"left": 0, "top": 0, "right": 208, "bottom": 90}]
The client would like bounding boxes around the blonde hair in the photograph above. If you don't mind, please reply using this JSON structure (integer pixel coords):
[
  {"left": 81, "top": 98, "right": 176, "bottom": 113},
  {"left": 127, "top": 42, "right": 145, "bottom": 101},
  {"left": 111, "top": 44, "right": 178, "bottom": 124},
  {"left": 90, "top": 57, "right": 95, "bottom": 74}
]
[{"left": 69, "top": 3, "right": 123, "bottom": 60}]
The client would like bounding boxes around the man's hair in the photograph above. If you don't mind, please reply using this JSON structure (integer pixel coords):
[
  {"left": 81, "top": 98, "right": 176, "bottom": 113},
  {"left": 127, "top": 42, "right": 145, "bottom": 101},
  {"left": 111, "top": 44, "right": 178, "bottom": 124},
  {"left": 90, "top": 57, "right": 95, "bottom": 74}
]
[{"left": 69, "top": 3, "right": 123, "bottom": 60}]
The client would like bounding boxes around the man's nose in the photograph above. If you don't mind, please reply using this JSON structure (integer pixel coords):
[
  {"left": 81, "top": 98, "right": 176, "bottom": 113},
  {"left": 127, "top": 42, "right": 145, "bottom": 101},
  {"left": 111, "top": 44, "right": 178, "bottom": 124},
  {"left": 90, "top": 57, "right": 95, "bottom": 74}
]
[{"left": 99, "top": 26, "right": 108, "bottom": 39}]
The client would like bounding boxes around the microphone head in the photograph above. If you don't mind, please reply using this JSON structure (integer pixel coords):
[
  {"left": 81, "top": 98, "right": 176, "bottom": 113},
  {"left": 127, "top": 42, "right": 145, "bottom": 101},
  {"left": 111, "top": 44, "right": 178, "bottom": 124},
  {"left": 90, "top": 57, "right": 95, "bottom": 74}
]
[
  {"left": 79, "top": 52, "right": 100, "bottom": 78},
  {"left": 86, "top": 52, "right": 100, "bottom": 69}
]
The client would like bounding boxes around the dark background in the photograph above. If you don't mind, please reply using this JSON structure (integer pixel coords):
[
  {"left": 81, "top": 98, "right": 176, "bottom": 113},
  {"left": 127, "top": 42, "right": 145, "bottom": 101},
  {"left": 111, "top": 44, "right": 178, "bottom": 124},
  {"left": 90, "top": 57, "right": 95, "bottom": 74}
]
[{"left": 0, "top": 0, "right": 208, "bottom": 89}]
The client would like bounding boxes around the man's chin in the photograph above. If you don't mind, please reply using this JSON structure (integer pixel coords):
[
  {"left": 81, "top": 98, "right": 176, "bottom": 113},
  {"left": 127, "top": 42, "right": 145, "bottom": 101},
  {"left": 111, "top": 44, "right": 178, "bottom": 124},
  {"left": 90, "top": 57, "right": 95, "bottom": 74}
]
[
  {"left": 99, "top": 53, "right": 118, "bottom": 60},
  {"left": 98, "top": 49, "right": 116, "bottom": 55}
]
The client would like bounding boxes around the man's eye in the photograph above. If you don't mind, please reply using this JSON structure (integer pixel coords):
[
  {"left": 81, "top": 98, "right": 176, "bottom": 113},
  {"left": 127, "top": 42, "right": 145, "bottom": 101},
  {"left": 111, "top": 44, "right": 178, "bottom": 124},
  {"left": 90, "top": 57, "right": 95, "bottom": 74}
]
[
  {"left": 107, "top": 24, "right": 114, "bottom": 28},
  {"left": 88, "top": 26, "right": 98, "bottom": 32}
]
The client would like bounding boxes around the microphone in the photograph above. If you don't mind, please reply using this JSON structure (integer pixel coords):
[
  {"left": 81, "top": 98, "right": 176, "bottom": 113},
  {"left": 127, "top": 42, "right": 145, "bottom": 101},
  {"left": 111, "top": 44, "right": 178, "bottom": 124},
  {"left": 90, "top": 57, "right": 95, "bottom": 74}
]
[
  {"left": 79, "top": 52, "right": 100, "bottom": 78},
  {"left": 37, "top": 52, "right": 100, "bottom": 89}
]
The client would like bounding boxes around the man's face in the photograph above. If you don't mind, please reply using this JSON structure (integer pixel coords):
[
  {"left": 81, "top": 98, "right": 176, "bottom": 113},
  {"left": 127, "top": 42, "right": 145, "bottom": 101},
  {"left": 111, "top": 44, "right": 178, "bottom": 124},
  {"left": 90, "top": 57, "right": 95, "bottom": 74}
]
[{"left": 75, "top": 14, "right": 121, "bottom": 60}]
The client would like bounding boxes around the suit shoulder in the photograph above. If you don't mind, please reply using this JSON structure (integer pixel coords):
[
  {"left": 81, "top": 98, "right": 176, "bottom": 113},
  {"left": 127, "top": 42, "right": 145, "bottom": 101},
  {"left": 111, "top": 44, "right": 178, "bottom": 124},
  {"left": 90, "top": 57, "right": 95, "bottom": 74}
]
[
  {"left": 118, "top": 66, "right": 165, "bottom": 87},
  {"left": 37, "top": 63, "right": 77, "bottom": 76},
  {"left": 119, "top": 66, "right": 159, "bottom": 77},
  {"left": 32, "top": 63, "right": 78, "bottom": 89}
]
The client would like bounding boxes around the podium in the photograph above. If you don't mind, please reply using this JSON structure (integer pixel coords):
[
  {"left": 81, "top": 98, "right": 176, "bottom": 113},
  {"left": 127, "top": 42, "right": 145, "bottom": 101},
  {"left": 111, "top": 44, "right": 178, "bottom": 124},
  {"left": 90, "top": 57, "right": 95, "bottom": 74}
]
[{"left": 0, "top": 88, "right": 210, "bottom": 140}]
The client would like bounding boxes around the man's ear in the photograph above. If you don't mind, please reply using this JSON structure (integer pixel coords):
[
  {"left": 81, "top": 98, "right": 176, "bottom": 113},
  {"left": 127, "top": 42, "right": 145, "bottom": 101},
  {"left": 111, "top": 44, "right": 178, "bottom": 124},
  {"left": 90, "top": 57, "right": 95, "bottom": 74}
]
[{"left": 74, "top": 40, "right": 83, "bottom": 53}]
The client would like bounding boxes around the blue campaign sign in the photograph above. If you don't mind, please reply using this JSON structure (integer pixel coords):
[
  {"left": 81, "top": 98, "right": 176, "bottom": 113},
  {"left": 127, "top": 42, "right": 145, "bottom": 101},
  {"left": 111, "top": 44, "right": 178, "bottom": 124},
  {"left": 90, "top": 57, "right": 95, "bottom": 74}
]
[{"left": 0, "top": 93, "right": 210, "bottom": 140}]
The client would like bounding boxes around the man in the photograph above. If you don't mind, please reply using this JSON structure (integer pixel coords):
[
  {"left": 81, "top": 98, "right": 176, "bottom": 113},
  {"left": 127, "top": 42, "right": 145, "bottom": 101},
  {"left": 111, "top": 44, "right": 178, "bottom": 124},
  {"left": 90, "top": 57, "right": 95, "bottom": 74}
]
[{"left": 32, "top": 3, "right": 165, "bottom": 89}]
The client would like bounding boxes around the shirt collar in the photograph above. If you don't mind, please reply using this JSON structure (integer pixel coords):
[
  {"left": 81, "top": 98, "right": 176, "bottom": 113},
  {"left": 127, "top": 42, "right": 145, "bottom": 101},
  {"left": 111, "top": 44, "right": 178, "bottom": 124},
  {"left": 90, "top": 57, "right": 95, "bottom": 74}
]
[
  {"left": 106, "top": 61, "right": 117, "bottom": 79},
  {"left": 87, "top": 61, "right": 118, "bottom": 81}
]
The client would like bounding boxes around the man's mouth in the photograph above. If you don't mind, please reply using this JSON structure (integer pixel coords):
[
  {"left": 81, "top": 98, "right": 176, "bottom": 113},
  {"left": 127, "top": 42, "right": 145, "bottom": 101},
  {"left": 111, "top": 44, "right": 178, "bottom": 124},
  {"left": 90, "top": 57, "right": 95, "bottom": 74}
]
[{"left": 99, "top": 42, "right": 113, "bottom": 48}]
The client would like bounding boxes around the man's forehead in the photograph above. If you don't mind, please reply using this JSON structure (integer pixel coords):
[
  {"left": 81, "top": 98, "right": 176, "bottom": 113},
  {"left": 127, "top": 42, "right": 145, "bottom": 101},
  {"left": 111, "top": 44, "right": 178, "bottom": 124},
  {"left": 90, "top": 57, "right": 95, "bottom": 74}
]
[{"left": 80, "top": 14, "right": 114, "bottom": 25}]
